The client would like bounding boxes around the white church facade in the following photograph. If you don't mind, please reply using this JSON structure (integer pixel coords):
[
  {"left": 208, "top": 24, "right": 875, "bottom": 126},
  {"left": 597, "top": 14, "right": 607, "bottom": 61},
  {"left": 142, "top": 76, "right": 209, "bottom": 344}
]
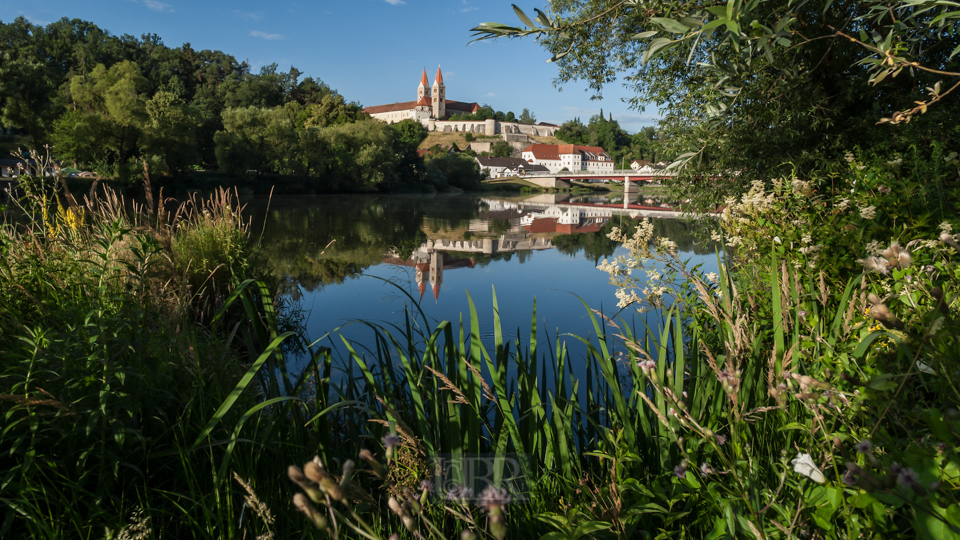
[
  {"left": 363, "top": 67, "right": 559, "bottom": 137},
  {"left": 364, "top": 67, "right": 481, "bottom": 125}
]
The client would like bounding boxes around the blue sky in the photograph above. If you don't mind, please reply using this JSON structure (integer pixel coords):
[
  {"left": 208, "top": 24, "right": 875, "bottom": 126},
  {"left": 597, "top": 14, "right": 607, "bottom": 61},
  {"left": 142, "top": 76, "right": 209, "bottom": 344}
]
[{"left": 1, "top": 0, "right": 660, "bottom": 132}]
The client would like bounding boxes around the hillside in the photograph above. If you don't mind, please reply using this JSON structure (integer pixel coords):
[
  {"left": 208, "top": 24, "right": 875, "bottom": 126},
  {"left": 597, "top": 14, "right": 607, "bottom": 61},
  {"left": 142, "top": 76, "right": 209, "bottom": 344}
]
[{"left": 418, "top": 132, "right": 565, "bottom": 151}]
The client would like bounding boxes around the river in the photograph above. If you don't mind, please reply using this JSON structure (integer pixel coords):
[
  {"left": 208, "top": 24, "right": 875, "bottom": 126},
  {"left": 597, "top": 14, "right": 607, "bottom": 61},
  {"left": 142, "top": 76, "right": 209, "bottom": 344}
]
[{"left": 244, "top": 190, "right": 719, "bottom": 373}]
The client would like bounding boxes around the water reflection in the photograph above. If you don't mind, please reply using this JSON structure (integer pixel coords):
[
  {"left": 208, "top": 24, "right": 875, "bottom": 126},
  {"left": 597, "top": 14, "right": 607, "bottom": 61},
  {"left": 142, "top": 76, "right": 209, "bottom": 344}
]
[
  {"left": 247, "top": 191, "right": 715, "bottom": 298},
  {"left": 246, "top": 191, "right": 719, "bottom": 361}
]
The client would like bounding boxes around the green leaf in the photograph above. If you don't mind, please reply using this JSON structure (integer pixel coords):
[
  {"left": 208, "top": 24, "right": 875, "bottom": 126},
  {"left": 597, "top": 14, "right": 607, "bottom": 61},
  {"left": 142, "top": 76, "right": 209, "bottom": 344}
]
[
  {"left": 189, "top": 331, "right": 296, "bottom": 451},
  {"left": 632, "top": 30, "right": 660, "bottom": 39},
  {"left": 642, "top": 38, "right": 676, "bottom": 64},
  {"left": 534, "top": 8, "right": 553, "bottom": 28},
  {"left": 651, "top": 17, "right": 691, "bottom": 33},
  {"left": 915, "top": 503, "right": 960, "bottom": 540},
  {"left": 512, "top": 4, "right": 537, "bottom": 29},
  {"left": 573, "top": 521, "right": 613, "bottom": 537},
  {"left": 865, "top": 375, "right": 897, "bottom": 391}
]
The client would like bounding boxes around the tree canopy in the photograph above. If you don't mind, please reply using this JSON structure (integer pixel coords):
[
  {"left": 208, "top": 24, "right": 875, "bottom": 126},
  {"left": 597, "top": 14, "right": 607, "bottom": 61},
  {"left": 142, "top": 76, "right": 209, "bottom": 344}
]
[
  {"left": 0, "top": 16, "right": 482, "bottom": 192},
  {"left": 473, "top": 1, "right": 960, "bottom": 199}
]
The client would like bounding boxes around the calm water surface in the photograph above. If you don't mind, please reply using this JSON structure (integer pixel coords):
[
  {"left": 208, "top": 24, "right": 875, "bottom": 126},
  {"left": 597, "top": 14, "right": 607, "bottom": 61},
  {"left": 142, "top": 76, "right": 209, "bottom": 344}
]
[{"left": 245, "top": 191, "right": 719, "bottom": 371}]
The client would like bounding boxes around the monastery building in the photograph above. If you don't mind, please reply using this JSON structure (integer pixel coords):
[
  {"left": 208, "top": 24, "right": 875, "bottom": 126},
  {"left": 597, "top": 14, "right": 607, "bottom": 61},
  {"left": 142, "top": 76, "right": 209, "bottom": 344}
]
[{"left": 521, "top": 144, "right": 614, "bottom": 174}]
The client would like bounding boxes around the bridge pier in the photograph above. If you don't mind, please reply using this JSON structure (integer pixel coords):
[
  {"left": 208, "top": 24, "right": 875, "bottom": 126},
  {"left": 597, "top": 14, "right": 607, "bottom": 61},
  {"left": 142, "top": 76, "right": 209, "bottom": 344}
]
[{"left": 623, "top": 177, "right": 637, "bottom": 209}]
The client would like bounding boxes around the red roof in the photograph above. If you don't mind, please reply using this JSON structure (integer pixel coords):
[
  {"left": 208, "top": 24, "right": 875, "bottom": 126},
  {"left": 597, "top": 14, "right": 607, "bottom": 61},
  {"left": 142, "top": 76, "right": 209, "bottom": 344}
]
[
  {"left": 364, "top": 100, "right": 430, "bottom": 114},
  {"left": 523, "top": 144, "right": 562, "bottom": 160},
  {"left": 364, "top": 98, "right": 479, "bottom": 117},
  {"left": 435, "top": 66, "right": 444, "bottom": 85},
  {"left": 522, "top": 144, "right": 611, "bottom": 162},
  {"left": 420, "top": 69, "right": 429, "bottom": 87},
  {"left": 522, "top": 218, "right": 607, "bottom": 235}
]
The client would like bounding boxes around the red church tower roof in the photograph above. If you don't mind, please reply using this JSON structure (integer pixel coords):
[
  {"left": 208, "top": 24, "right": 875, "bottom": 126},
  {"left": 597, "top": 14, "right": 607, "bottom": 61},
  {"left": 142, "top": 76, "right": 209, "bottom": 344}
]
[
  {"left": 434, "top": 66, "right": 444, "bottom": 85},
  {"left": 420, "top": 69, "right": 429, "bottom": 87}
]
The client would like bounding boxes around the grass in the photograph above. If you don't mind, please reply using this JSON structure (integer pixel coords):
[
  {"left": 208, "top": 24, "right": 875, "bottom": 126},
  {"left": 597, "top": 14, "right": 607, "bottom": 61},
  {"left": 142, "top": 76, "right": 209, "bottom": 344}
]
[
  {"left": 2, "top": 150, "right": 959, "bottom": 538},
  {"left": 419, "top": 133, "right": 565, "bottom": 151}
]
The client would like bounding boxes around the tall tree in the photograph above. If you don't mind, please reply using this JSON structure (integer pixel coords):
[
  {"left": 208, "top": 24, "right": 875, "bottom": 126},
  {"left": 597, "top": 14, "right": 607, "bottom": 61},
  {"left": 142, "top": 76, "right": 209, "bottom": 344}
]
[
  {"left": 473, "top": 1, "right": 960, "bottom": 198},
  {"left": 518, "top": 108, "right": 536, "bottom": 124}
]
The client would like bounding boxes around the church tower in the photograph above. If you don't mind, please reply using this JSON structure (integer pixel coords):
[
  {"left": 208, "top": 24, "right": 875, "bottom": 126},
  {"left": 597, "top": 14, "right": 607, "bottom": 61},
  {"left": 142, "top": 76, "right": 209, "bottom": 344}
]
[
  {"left": 417, "top": 68, "right": 429, "bottom": 101},
  {"left": 432, "top": 66, "right": 445, "bottom": 119}
]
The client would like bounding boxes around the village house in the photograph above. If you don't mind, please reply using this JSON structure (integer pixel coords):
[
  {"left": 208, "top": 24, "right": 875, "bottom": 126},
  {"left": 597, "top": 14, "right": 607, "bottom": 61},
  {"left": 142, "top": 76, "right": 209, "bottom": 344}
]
[
  {"left": 475, "top": 157, "right": 549, "bottom": 178},
  {"left": 521, "top": 144, "right": 614, "bottom": 174},
  {"left": 631, "top": 159, "right": 670, "bottom": 173}
]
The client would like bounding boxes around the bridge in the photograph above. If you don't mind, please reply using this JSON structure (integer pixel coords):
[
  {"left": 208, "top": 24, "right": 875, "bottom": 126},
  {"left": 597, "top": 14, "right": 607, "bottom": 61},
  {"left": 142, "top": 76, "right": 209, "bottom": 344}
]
[{"left": 514, "top": 169, "right": 675, "bottom": 189}]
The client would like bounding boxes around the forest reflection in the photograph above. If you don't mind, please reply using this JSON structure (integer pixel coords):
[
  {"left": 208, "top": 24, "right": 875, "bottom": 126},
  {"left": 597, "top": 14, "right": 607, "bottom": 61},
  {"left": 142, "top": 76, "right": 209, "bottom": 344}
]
[{"left": 245, "top": 192, "right": 718, "bottom": 295}]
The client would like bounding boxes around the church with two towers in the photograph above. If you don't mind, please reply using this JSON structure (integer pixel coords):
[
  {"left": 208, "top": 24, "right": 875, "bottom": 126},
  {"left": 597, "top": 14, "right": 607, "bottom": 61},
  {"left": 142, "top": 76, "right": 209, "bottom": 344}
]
[{"left": 363, "top": 67, "right": 481, "bottom": 124}]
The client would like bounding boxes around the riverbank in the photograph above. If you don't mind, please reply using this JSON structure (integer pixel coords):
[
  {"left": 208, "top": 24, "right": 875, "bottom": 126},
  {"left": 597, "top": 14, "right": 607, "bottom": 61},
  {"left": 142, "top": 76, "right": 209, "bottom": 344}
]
[{"left": 3, "top": 149, "right": 959, "bottom": 538}]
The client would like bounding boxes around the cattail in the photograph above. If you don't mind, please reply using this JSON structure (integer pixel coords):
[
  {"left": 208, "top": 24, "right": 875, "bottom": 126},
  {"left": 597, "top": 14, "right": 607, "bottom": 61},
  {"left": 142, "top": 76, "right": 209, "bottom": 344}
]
[
  {"left": 401, "top": 513, "right": 416, "bottom": 532},
  {"left": 869, "top": 303, "right": 904, "bottom": 329},
  {"left": 359, "top": 449, "right": 388, "bottom": 479},
  {"left": 340, "top": 460, "right": 355, "bottom": 488},
  {"left": 304, "top": 461, "right": 327, "bottom": 484},
  {"left": 319, "top": 476, "right": 345, "bottom": 502},
  {"left": 288, "top": 465, "right": 307, "bottom": 486},
  {"left": 404, "top": 488, "right": 422, "bottom": 515},
  {"left": 489, "top": 513, "right": 508, "bottom": 540},
  {"left": 388, "top": 496, "right": 403, "bottom": 515},
  {"left": 293, "top": 493, "right": 328, "bottom": 530}
]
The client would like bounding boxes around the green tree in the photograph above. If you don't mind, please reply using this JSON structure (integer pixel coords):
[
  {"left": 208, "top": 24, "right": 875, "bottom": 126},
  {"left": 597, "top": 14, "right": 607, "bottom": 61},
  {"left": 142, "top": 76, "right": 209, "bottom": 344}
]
[
  {"left": 490, "top": 140, "right": 513, "bottom": 158},
  {"left": 142, "top": 91, "right": 201, "bottom": 175},
  {"left": 0, "top": 52, "right": 59, "bottom": 148},
  {"left": 473, "top": 2, "right": 960, "bottom": 201},
  {"left": 388, "top": 118, "right": 427, "bottom": 150},
  {"left": 518, "top": 108, "right": 536, "bottom": 124},
  {"left": 425, "top": 153, "right": 484, "bottom": 190},
  {"left": 55, "top": 61, "right": 149, "bottom": 174}
]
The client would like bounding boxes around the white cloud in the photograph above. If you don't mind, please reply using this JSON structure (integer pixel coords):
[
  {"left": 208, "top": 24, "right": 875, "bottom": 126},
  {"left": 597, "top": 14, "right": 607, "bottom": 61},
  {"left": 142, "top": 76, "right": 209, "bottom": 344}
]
[
  {"left": 384, "top": 0, "right": 406, "bottom": 5},
  {"left": 234, "top": 11, "right": 263, "bottom": 21},
  {"left": 249, "top": 30, "right": 284, "bottom": 40},
  {"left": 485, "top": 92, "right": 496, "bottom": 97},
  {"left": 129, "top": 0, "right": 175, "bottom": 12}
]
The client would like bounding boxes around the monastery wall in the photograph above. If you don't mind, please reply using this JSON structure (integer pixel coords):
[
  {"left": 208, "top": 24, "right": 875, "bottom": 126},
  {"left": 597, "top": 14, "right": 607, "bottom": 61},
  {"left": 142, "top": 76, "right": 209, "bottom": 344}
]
[{"left": 425, "top": 119, "right": 558, "bottom": 137}]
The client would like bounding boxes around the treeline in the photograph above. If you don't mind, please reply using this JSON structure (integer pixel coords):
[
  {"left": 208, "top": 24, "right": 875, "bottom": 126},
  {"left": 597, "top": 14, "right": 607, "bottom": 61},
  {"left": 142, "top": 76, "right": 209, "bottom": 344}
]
[
  {"left": 556, "top": 111, "right": 665, "bottom": 166},
  {"left": 0, "top": 16, "right": 483, "bottom": 192},
  {"left": 449, "top": 106, "right": 537, "bottom": 124}
]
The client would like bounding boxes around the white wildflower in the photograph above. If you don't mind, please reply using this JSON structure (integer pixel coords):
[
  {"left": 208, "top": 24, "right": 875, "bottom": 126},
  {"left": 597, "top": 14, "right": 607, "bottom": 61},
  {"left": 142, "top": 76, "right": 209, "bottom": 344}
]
[
  {"left": 865, "top": 240, "right": 884, "bottom": 255},
  {"left": 791, "top": 453, "right": 826, "bottom": 483},
  {"left": 860, "top": 205, "right": 877, "bottom": 220},
  {"left": 705, "top": 272, "right": 719, "bottom": 284},
  {"left": 939, "top": 222, "right": 953, "bottom": 234},
  {"left": 844, "top": 151, "right": 855, "bottom": 163},
  {"left": 774, "top": 236, "right": 782, "bottom": 244},
  {"left": 801, "top": 234, "right": 812, "bottom": 244},
  {"left": 836, "top": 198, "right": 850, "bottom": 210},
  {"left": 659, "top": 238, "right": 678, "bottom": 256}
]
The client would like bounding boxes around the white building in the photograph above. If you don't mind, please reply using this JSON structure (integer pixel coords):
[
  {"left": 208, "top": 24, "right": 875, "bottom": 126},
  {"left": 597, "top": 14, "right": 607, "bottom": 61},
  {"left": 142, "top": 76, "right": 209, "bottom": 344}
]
[
  {"left": 521, "top": 144, "right": 615, "bottom": 174},
  {"left": 475, "top": 157, "right": 550, "bottom": 178},
  {"left": 363, "top": 67, "right": 481, "bottom": 124}
]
